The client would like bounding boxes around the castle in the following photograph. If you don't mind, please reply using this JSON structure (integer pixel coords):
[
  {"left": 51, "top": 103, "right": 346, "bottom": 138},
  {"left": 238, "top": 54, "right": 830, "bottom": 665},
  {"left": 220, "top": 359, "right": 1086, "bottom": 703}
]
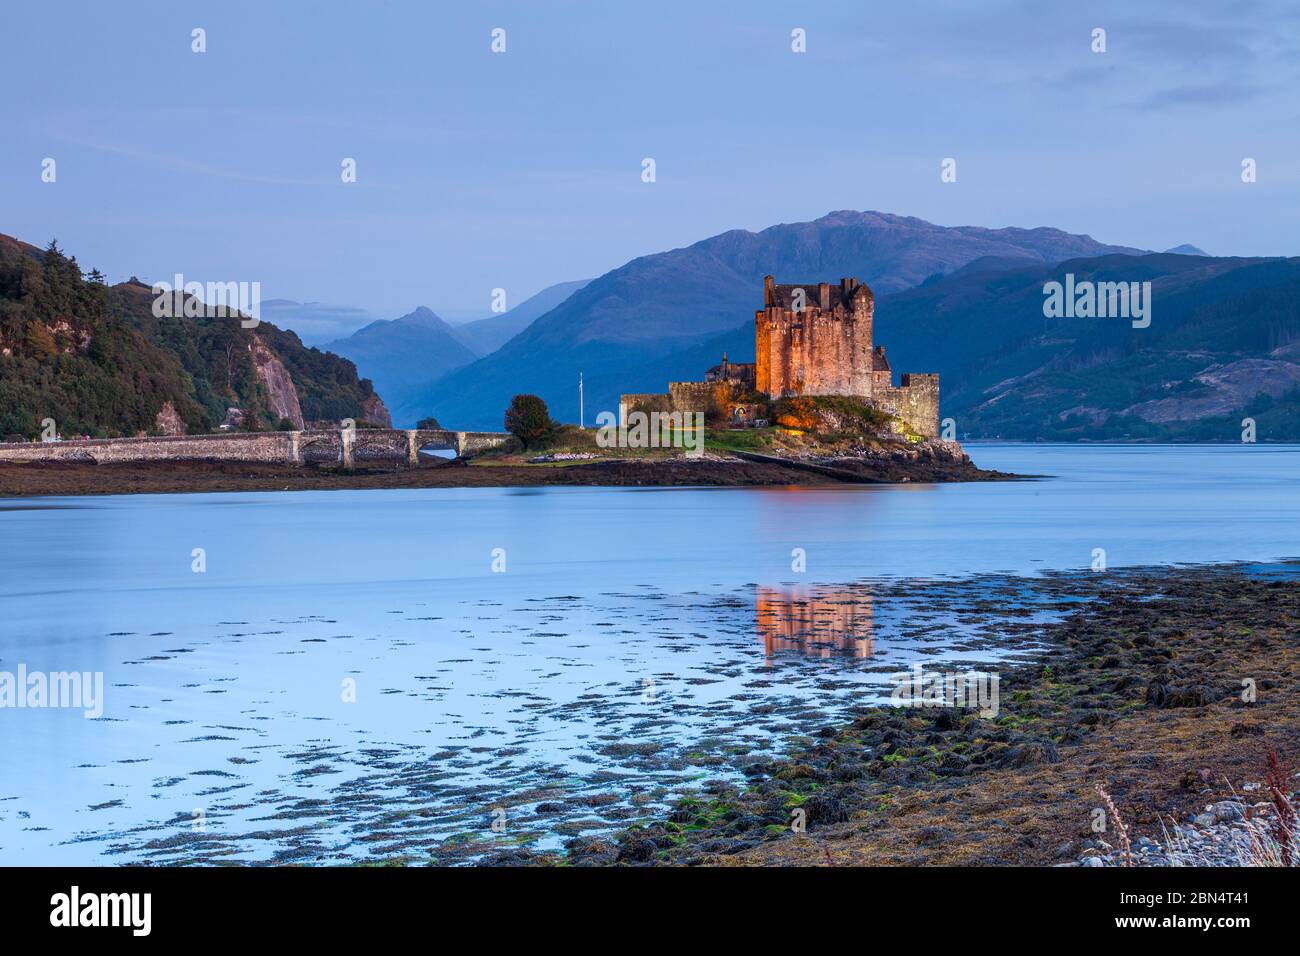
[{"left": 621, "top": 275, "right": 940, "bottom": 437}]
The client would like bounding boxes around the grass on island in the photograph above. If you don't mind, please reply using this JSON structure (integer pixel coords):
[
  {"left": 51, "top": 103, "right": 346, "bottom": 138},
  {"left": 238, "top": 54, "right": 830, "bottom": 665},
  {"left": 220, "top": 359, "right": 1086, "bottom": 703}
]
[
  {"left": 472, "top": 422, "right": 706, "bottom": 466},
  {"left": 704, "top": 426, "right": 785, "bottom": 454},
  {"left": 472, "top": 396, "right": 927, "bottom": 468}
]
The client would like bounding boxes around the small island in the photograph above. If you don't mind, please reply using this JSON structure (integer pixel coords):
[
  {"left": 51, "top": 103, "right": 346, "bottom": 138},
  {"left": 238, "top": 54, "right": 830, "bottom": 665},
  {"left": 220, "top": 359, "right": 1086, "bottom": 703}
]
[{"left": 0, "top": 407, "right": 1012, "bottom": 497}]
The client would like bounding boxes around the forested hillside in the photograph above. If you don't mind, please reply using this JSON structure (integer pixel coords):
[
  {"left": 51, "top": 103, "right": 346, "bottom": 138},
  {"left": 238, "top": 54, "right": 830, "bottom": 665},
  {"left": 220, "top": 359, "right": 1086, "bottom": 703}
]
[
  {"left": 0, "top": 234, "right": 387, "bottom": 439},
  {"left": 874, "top": 253, "right": 1300, "bottom": 441}
]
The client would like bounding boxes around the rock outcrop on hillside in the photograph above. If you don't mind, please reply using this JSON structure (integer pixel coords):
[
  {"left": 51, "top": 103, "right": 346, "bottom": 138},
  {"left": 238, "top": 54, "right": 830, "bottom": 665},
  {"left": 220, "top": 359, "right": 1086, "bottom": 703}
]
[
  {"left": 1124, "top": 356, "right": 1300, "bottom": 425},
  {"left": 153, "top": 401, "right": 186, "bottom": 436},
  {"left": 249, "top": 335, "right": 306, "bottom": 429},
  {"left": 360, "top": 393, "right": 392, "bottom": 428}
]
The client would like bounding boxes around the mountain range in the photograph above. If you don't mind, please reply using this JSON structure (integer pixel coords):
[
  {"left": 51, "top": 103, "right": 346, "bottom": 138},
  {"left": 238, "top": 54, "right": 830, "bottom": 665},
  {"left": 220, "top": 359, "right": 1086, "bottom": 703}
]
[
  {"left": 447, "top": 279, "right": 590, "bottom": 356},
  {"left": 412, "top": 210, "right": 1148, "bottom": 429},
  {"left": 875, "top": 251, "right": 1300, "bottom": 440},
  {"left": 369, "top": 211, "right": 1296, "bottom": 440},
  {"left": 323, "top": 307, "right": 477, "bottom": 424},
  {"left": 322, "top": 279, "right": 590, "bottom": 425},
  {"left": 9, "top": 210, "right": 1294, "bottom": 444}
]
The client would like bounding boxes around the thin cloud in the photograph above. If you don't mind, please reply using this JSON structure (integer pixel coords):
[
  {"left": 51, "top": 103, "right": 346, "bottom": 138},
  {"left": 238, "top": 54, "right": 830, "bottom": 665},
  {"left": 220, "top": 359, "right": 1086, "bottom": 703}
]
[
  {"left": 47, "top": 134, "right": 333, "bottom": 187},
  {"left": 1136, "top": 82, "right": 1264, "bottom": 110}
]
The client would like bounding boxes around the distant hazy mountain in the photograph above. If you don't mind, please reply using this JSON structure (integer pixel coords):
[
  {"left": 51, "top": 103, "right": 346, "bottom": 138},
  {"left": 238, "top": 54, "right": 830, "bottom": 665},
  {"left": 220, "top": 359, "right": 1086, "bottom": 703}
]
[
  {"left": 416, "top": 210, "right": 1148, "bottom": 429},
  {"left": 449, "top": 279, "right": 590, "bottom": 356},
  {"left": 1164, "top": 244, "right": 1210, "bottom": 256},
  {"left": 323, "top": 307, "right": 477, "bottom": 421},
  {"left": 259, "top": 299, "right": 376, "bottom": 346},
  {"left": 323, "top": 282, "right": 590, "bottom": 426},
  {"left": 872, "top": 252, "right": 1300, "bottom": 440}
]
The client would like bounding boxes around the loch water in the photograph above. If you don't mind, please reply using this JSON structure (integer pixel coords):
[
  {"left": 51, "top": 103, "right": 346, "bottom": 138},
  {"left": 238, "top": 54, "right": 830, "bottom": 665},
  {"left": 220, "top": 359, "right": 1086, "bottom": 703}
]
[{"left": 1, "top": 444, "right": 1296, "bottom": 863}]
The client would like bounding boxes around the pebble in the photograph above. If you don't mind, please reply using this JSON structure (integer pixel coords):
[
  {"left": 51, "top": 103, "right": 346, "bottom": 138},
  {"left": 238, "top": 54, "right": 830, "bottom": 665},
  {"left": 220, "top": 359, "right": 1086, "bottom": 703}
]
[
  {"left": 1210, "top": 800, "right": 1245, "bottom": 822},
  {"left": 1076, "top": 787, "right": 1295, "bottom": 867}
]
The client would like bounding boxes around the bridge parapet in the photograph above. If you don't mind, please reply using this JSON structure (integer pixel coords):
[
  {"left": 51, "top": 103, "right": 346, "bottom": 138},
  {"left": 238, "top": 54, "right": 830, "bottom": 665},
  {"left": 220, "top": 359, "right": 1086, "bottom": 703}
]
[
  {"left": 0, "top": 431, "right": 293, "bottom": 464},
  {"left": 459, "top": 431, "right": 517, "bottom": 456},
  {"left": 0, "top": 428, "right": 515, "bottom": 466}
]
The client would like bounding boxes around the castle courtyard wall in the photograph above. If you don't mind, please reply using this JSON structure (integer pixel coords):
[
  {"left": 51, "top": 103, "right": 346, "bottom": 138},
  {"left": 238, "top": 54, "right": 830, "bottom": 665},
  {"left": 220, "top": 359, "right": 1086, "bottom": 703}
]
[
  {"left": 619, "top": 393, "right": 673, "bottom": 414},
  {"left": 873, "top": 373, "right": 940, "bottom": 437},
  {"left": 668, "top": 381, "right": 731, "bottom": 417}
]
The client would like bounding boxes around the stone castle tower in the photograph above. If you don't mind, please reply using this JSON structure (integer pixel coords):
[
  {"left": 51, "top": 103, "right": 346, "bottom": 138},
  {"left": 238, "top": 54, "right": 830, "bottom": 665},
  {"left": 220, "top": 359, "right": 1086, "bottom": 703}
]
[
  {"left": 756, "top": 276, "right": 875, "bottom": 398},
  {"left": 755, "top": 275, "right": 940, "bottom": 437},
  {"left": 621, "top": 275, "right": 941, "bottom": 438}
]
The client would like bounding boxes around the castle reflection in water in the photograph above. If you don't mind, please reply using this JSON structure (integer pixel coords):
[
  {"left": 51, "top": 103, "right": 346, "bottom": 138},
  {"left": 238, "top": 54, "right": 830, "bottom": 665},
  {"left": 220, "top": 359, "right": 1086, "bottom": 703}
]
[{"left": 755, "top": 585, "right": 875, "bottom": 660}]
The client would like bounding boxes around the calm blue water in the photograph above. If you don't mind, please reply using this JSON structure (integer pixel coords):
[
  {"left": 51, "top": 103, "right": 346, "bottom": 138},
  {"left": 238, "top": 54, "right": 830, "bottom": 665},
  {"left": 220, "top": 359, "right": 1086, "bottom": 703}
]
[{"left": 0, "top": 444, "right": 1296, "bottom": 863}]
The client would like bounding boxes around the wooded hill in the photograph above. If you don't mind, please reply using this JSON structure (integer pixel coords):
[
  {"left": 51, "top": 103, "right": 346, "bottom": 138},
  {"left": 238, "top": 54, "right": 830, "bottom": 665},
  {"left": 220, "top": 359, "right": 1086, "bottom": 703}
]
[{"left": 0, "top": 234, "right": 387, "bottom": 439}]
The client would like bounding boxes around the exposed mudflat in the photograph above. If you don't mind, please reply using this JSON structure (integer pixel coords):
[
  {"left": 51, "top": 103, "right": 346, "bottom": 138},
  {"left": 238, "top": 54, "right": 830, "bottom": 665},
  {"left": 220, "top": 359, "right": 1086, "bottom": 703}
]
[
  {"left": 3, "top": 547, "right": 1294, "bottom": 865},
  {"left": 0, "top": 571, "right": 1070, "bottom": 865},
  {"left": 480, "top": 563, "right": 1300, "bottom": 866}
]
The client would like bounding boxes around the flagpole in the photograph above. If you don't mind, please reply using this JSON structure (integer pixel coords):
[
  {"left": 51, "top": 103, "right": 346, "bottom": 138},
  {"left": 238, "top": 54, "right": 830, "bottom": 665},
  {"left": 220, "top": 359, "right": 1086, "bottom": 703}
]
[{"left": 579, "top": 372, "right": 585, "bottom": 429}]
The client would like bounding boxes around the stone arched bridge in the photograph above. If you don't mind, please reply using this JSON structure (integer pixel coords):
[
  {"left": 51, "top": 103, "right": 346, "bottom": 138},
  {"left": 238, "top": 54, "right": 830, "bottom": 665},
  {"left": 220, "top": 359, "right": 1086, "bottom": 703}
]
[{"left": 0, "top": 428, "right": 515, "bottom": 468}]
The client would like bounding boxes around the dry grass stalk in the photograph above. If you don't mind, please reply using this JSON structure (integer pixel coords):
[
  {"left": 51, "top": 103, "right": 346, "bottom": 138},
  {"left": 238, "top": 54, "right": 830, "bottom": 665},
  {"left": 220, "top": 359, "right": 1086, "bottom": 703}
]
[{"left": 1095, "top": 783, "right": 1133, "bottom": 867}]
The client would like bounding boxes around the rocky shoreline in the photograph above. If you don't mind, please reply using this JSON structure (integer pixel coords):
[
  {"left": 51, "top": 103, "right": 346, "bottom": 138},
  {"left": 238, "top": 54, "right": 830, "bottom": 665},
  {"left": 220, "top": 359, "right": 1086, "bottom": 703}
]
[
  {"left": 0, "top": 442, "right": 1017, "bottom": 498},
  {"left": 480, "top": 563, "right": 1299, "bottom": 866},
  {"left": 738, "top": 436, "right": 1013, "bottom": 483}
]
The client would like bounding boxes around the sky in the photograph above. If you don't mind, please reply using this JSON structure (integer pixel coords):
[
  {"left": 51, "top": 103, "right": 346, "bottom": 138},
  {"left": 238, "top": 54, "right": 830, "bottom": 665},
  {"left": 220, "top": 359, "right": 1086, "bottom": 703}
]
[{"left": 3, "top": 0, "right": 1298, "bottom": 326}]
